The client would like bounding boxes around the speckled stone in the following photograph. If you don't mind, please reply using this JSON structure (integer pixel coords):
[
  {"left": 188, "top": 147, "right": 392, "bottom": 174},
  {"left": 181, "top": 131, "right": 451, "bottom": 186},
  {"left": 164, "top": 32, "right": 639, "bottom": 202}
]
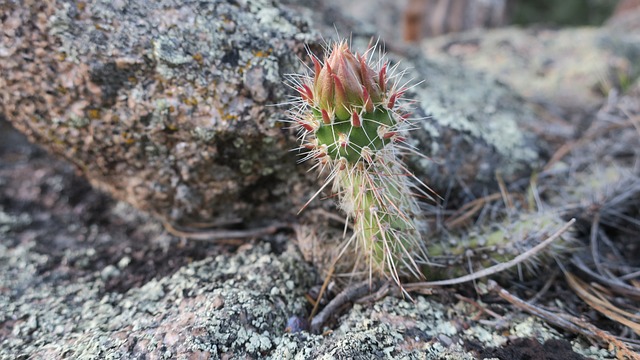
[{"left": 1, "top": 0, "right": 318, "bottom": 227}]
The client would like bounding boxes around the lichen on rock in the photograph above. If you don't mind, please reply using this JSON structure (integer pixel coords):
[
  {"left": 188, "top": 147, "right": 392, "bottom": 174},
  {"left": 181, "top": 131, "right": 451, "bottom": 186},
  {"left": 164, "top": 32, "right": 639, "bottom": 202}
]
[{"left": 1, "top": 0, "right": 318, "bottom": 227}]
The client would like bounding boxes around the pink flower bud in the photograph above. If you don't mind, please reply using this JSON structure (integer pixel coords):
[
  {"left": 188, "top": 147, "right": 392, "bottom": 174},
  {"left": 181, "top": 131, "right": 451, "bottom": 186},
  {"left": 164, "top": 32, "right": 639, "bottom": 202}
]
[{"left": 312, "top": 41, "right": 384, "bottom": 120}]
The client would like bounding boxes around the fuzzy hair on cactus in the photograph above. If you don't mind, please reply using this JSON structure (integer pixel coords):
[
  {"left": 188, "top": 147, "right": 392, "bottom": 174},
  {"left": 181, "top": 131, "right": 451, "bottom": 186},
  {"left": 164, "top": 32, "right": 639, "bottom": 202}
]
[{"left": 286, "top": 40, "right": 430, "bottom": 285}]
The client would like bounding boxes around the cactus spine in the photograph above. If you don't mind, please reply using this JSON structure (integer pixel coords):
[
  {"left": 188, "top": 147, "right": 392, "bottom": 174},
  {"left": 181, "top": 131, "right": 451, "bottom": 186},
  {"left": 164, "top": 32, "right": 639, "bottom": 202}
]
[{"left": 288, "top": 41, "right": 428, "bottom": 283}]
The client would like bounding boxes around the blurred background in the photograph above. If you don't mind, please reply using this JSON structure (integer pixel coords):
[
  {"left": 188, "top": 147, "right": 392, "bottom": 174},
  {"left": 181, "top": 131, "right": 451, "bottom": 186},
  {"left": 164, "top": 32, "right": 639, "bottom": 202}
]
[{"left": 314, "top": 0, "right": 634, "bottom": 43}]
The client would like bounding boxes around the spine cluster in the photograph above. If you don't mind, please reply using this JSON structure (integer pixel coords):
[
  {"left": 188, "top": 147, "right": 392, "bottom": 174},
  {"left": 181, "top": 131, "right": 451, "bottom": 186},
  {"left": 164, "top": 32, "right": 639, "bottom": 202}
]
[{"left": 287, "top": 41, "right": 428, "bottom": 283}]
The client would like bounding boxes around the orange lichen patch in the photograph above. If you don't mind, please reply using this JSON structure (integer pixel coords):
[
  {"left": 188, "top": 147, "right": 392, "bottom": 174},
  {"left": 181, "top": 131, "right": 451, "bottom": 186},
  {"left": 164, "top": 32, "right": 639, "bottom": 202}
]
[
  {"left": 253, "top": 49, "right": 272, "bottom": 58},
  {"left": 87, "top": 109, "right": 101, "bottom": 120},
  {"left": 183, "top": 97, "right": 198, "bottom": 106},
  {"left": 192, "top": 52, "right": 204, "bottom": 64},
  {"left": 238, "top": 60, "right": 251, "bottom": 75},
  {"left": 121, "top": 132, "right": 136, "bottom": 145},
  {"left": 222, "top": 113, "right": 237, "bottom": 122}
]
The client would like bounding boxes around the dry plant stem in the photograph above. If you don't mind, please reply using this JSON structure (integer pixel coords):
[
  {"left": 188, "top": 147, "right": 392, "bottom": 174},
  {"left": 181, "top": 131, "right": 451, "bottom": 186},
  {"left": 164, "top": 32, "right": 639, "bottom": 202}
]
[
  {"left": 564, "top": 272, "right": 640, "bottom": 336},
  {"left": 405, "top": 218, "right": 576, "bottom": 288},
  {"left": 572, "top": 256, "right": 640, "bottom": 299},
  {"left": 487, "top": 280, "right": 640, "bottom": 360},
  {"left": 309, "top": 264, "right": 335, "bottom": 321},
  {"left": 543, "top": 120, "right": 635, "bottom": 171},
  {"left": 444, "top": 192, "right": 502, "bottom": 228},
  {"left": 454, "top": 293, "right": 504, "bottom": 320},
  {"left": 310, "top": 280, "right": 382, "bottom": 333},
  {"left": 163, "top": 221, "right": 286, "bottom": 241}
]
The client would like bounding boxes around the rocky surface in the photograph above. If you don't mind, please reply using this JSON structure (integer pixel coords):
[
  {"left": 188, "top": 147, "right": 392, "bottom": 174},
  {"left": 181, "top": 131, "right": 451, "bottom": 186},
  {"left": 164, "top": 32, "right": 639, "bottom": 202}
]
[
  {"left": 0, "top": 133, "right": 611, "bottom": 358},
  {"left": 2, "top": 0, "right": 640, "bottom": 359}
]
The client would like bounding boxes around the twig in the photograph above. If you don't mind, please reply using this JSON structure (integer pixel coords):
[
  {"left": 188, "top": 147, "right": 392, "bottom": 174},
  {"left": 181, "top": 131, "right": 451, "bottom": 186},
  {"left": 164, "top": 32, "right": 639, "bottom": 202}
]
[
  {"left": 404, "top": 219, "right": 575, "bottom": 288},
  {"left": 354, "top": 281, "right": 394, "bottom": 304},
  {"left": 444, "top": 192, "right": 502, "bottom": 229},
  {"left": 454, "top": 293, "right": 504, "bottom": 320},
  {"left": 163, "top": 221, "right": 286, "bottom": 242},
  {"left": 564, "top": 272, "right": 640, "bottom": 335},
  {"left": 310, "top": 280, "right": 381, "bottom": 333},
  {"left": 487, "top": 280, "right": 640, "bottom": 360},
  {"left": 309, "top": 264, "right": 335, "bottom": 321}
]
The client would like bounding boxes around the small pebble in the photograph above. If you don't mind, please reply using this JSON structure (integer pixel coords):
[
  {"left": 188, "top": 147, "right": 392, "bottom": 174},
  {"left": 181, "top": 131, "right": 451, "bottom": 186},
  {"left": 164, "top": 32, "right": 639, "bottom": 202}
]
[{"left": 285, "top": 316, "right": 309, "bottom": 333}]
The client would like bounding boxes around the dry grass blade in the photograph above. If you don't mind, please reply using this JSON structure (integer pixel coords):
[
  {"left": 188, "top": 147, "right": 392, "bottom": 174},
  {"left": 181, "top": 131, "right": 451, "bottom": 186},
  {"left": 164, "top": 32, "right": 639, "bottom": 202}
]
[
  {"left": 444, "top": 192, "right": 502, "bottom": 229},
  {"left": 572, "top": 256, "right": 640, "bottom": 299},
  {"left": 487, "top": 280, "right": 640, "bottom": 360},
  {"left": 496, "top": 171, "right": 514, "bottom": 210},
  {"left": 564, "top": 271, "right": 640, "bottom": 336},
  {"left": 309, "top": 264, "right": 335, "bottom": 320}
]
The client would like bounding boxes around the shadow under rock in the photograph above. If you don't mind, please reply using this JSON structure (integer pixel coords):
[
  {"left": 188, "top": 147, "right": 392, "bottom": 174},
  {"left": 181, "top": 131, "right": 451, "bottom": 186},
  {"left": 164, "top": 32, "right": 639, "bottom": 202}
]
[{"left": 0, "top": 117, "right": 237, "bottom": 295}]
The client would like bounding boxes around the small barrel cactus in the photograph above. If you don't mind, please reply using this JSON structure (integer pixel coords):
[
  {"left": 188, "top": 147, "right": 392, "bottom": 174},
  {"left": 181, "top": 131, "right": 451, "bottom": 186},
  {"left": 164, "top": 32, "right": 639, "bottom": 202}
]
[{"left": 287, "top": 41, "right": 429, "bottom": 284}]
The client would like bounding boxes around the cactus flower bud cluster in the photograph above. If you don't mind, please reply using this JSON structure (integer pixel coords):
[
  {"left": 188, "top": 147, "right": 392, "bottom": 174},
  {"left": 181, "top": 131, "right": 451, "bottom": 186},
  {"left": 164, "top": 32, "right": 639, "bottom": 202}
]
[{"left": 287, "top": 41, "right": 429, "bottom": 284}]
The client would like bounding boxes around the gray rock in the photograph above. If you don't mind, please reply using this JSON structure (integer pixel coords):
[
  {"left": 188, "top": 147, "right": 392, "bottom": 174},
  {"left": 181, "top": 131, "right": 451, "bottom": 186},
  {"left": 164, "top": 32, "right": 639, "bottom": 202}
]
[{"left": 0, "top": 212, "right": 598, "bottom": 359}]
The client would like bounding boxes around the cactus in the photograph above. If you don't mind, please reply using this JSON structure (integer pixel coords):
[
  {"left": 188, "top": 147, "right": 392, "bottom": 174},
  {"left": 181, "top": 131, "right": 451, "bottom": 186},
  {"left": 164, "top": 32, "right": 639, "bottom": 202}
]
[{"left": 287, "top": 41, "right": 429, "bottom": 284}]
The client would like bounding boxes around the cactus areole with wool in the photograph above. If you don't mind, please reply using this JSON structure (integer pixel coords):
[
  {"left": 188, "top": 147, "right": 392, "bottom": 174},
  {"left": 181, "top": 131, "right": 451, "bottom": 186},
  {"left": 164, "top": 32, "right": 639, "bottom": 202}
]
[{"left": 288, "top": 41, "right": 429, "bottom": 285}]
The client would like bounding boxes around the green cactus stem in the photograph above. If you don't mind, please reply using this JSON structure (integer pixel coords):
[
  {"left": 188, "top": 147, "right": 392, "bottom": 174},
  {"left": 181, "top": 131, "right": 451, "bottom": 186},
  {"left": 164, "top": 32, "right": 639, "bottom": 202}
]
[{"left": 288, "top": 41, "right": 428, "bottom": 283}]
